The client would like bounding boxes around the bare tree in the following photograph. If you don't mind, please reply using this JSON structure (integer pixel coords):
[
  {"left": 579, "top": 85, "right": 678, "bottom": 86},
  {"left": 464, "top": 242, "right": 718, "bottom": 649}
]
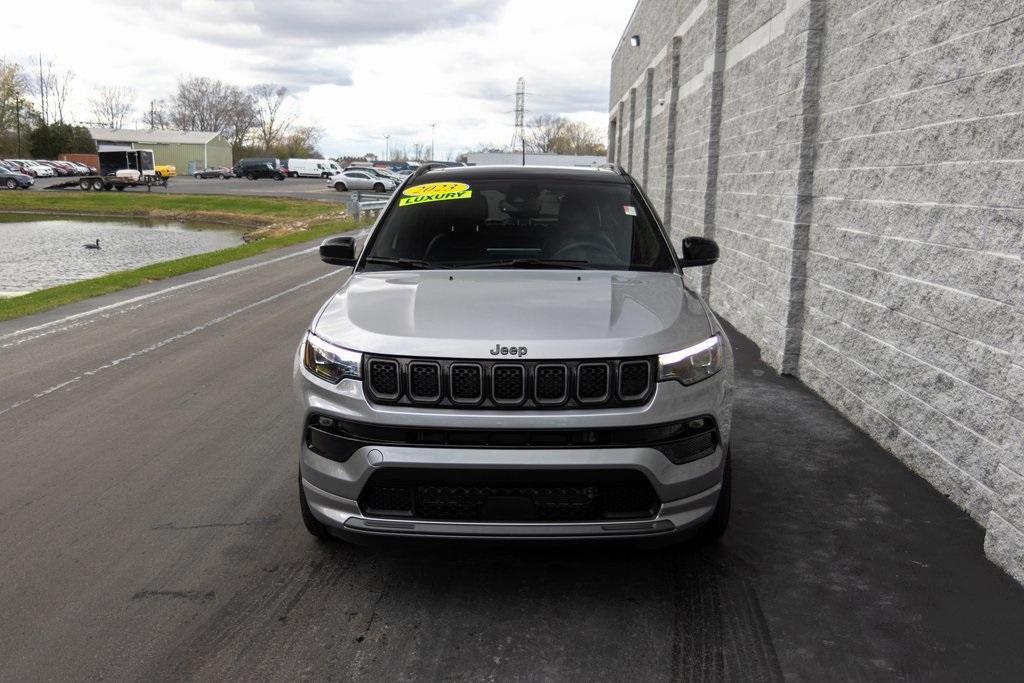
[
  {"left": 278, "top": 124, "right": 324, "bottom": 158},
  {"left": 0, "top": 60, "right": 30, "bottom": 133},
  {"left": 89, "top": 85, "right": 134, "bottom": 129},
  {"left": 33, "top": 56, "right": 74, "bottom": 124},
  {"left": 222, "top": 89, "right": 256, "bottom": 154},
  {"left": 250, "top": 83, "right": 295, "bottom": 151},
  {"left": 145, "top": 99, "right": 170, "bottom": 129},
  {"left": 526, "top": 114, "right": 569, "bottom": 153}
]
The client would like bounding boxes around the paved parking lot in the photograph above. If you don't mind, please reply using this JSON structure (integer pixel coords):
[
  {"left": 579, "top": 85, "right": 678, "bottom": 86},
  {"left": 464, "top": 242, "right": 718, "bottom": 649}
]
[
  {"left": 1, "top": 245, "right": 1023, "bottom": 681},
  {"left": 30, "top": 175, "right": 360, "bottom": 203}
]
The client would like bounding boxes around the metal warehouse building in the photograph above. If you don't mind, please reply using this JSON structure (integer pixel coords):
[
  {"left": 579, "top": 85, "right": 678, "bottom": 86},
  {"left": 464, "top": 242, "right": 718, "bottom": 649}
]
[{"left": 88, "top": 128, "right": 232, "bottom": 174}]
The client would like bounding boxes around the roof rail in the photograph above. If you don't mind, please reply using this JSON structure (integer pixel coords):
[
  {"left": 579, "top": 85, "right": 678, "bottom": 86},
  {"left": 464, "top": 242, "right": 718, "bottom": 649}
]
[{"left": 597, "top": 162, "right": 628, "bottom": 176}]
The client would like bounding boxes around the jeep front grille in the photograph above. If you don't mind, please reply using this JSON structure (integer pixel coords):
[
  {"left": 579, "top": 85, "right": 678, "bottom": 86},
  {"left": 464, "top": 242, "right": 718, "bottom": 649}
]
[{"left": 362, "top": 356, "right": 655, "bottom": 409}]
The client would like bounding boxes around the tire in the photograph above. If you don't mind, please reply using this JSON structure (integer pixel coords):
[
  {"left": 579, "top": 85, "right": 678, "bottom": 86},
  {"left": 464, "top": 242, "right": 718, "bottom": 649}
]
[
  {"left": 373, "top": 182, "right": 384, "bottom": 192},
  {"left": 91, "top": 179, "right": 104, "bottom": 191},
  {"left": 273, "top": 173, "right": 284, "bottom": 181},
  {"left": 246, "top": 173, "right": 255, "bottom": 180},
  {"left": 322, "top": 172, "right": 330, "bottom": 179},
  {"left": 102, "top": 183, "right": 113, "bottom": 191},
  {"left": 115, "top": 185, "right": 126, "bottom": 191},
  {"left": 5, "top": 178, "right": 16, "bottom": 190},
  {"left": 334, "top": 182, "right": 347, "bottom": 192},
  {"left": 79, "top": 179, "right": 90, "bottom": 191},
  {"left": 194, "top": 173, "right": 201, "bottom": 179},
  {"left": 697, "top": 448, "right": 731, "bottom": 543},
  {"left": 219, "top": 174, "right": 226, "bottom": 179},
  {"left": 298, "top": 474, "right": 331, "bottom": 540}
]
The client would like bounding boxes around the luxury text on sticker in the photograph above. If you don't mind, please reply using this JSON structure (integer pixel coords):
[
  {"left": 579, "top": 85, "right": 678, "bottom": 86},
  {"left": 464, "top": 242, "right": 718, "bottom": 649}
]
[{"left": 399, "top": 182, "right": 473, "bottom": 206}]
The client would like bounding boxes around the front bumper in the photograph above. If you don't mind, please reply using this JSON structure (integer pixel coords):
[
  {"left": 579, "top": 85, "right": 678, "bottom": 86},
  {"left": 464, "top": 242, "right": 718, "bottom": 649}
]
[{"left": 295, "top": 349, "right": 733, "bottom": 541}]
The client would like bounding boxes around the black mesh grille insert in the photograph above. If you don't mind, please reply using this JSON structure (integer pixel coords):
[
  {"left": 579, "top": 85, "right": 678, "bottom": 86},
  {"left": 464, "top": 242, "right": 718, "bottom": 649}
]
[
  {"left": 367, "top": 359, "right": 400, "bottom": 398},
  {"left": 577, "top": 363, "right": 609, "bottom": 401},
  {"left": 358, "top": 470, "right": 658, "bottom": 522},
  {"left": 450, "top": 363, "right": 482, "bottom": 402},
  {"left": 535, "top": 364, "right": 567, "bottom": 402},
  {"left": 618, "top": 360, "right": 650, "bottom": 399},
  {"left": 408, "top": 362, "right": 440, "bottom": 401},
  {"left": 492, "top": 364, "right": 525, "bottom": 403},
  {"left": 362, "top": 486, "right": 413, "bottom": 515}
]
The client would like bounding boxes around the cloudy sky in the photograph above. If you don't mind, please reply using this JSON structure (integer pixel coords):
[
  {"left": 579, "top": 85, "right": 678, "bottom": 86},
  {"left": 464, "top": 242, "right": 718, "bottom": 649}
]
[{"left": 5, "top": 0, "right": 636, "bottom": 158}]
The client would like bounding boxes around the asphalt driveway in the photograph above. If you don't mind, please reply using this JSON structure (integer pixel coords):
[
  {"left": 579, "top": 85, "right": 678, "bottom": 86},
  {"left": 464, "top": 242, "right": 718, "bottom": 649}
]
[{"left": 0, "top": 245, "right": 1022, "bottom": 680}]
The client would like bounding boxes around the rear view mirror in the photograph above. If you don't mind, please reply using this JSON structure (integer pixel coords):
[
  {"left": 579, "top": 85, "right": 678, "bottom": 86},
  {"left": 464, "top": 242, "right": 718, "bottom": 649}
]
[
  {"left": 320, "top": 236, "right": 357, "bottom": 266},
  {"left": 680, "top": 236, "right": 719, "bottom": 267}
]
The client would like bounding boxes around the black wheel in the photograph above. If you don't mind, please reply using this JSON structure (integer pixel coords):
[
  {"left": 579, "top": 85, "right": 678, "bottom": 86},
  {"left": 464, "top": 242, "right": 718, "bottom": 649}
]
[
  {"left": 273, "top": 173, "right": 284, "bottom": 181},
  {"left": 115, "top": 185, "right": 126, "bottom": 191},
  {"left": 334, "top": 182, "right": 347, "bottom": 192},
  {"left": 246, "top": 173, "right": 255, "bottom": 180},
  {"left": 298, "top": 474, "right": 331, "bottom": 540},
  {"left": 79, "top": 179, "right": 91, "bottom": 191},
  {"left": 194, "top": 173, "right": 201, "bottom": 179},
  {"left": 102, "top": 183, "right": 113, "bottom": 191},
  {"left": 697, "top": 448, "right": 731, "bottom": 543},
  {"left": 322, "top": 172, "right": 330, "bottom": 179},
  {"left": 373, "top": 182, "right": 384, "bottom": 192},
  {"left": 219, "top": 174, "right": 226, "bottom": 179},
  {"left": 5, "top": 178, "right": 16, "bottom": 190}
]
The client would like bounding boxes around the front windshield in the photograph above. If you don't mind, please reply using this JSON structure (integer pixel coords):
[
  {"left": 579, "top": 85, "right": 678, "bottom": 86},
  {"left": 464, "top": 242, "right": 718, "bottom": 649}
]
[{"left": 362, "top": 178, "right": 675, "bottom": 272}]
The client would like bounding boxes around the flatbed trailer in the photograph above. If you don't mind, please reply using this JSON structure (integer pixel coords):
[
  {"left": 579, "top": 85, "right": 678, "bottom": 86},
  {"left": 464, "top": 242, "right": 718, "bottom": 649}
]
[{"left": 76, "top": 149, "right": 168, "bottom": 191}]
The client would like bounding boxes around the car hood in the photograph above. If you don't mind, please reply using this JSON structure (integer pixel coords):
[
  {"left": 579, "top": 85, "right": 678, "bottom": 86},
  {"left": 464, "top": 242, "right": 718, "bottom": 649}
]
[{"left": 313, "top": 270, "right": 712, "bottom": 359}]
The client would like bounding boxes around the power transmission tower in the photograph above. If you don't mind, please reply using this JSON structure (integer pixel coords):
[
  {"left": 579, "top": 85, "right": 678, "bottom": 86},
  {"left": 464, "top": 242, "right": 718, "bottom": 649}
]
[{"left": 510, "top": 77, "right": 526, "bottom": 165}]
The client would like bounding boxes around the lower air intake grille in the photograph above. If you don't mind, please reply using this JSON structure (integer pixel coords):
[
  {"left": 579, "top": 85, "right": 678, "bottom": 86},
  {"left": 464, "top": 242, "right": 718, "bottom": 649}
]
[{"left": 359, "top": 469, "right": 658, "bottom": 522}]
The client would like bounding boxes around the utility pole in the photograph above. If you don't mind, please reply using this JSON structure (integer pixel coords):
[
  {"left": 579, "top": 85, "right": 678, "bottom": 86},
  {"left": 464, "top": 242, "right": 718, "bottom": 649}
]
[
  {"left": 15, "top": 97, "right": 22, "bottom": 156},
  {"left": 511, "top": 77, "right": 526, "bottom": 165},
  {"left": 430, "top": 123, "right": 436, "bottom": 161},
  {"left": 150, "top": 100, "right": 155, "bottom": 129},
  {"left": 385, "top": 134, "right": 391, "bottom": 161}
]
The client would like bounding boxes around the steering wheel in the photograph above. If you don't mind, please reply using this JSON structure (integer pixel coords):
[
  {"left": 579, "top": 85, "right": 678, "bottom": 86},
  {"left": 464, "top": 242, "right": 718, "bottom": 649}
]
[{"left": 550, "top": 238, "right": 620, "bottom": 263}]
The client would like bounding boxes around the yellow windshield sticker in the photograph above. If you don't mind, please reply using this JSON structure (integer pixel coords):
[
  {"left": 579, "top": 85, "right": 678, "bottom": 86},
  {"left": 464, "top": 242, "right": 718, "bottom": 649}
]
[{"left": 399, "top": 182, "right": 472, "bottom": 206}]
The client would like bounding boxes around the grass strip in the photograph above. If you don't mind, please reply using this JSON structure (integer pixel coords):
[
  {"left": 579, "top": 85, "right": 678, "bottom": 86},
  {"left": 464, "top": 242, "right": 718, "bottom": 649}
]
[
  {"left": 0, "top": 220, "right": 356, "bottom": 323},
  {"left": 0, "top": 191, "right": 334, "bottom": 222}
]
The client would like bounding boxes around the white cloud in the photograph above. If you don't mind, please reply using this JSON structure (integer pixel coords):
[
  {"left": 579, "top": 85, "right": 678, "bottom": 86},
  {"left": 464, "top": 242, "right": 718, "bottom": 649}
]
[{"left": 4, "top": 0, "right": 635, "bottom": 157}]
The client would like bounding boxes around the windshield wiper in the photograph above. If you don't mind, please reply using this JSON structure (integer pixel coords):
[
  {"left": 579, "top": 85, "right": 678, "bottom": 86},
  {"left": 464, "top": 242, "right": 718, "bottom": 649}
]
[
  {"left": 364, "top": 257, "right": 439, "bottom": 270},
  {"left": 455, "top": 258, "right": 591, "bottom": 270}
]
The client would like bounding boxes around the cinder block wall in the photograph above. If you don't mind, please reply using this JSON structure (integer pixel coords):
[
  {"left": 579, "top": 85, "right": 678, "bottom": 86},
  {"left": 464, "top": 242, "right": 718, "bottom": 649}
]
[{"left": 611, "top": 0, "right": 1024, "bottom": 584}]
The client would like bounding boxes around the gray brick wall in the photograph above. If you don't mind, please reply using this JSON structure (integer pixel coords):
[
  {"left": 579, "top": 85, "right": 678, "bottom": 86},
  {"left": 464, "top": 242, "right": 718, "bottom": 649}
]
[{"left": 611, "top": 0, "right": 1024, "bottom": 584}]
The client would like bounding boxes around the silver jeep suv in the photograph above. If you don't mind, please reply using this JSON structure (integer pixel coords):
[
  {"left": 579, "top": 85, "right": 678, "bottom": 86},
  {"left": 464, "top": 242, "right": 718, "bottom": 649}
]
[{"left": 295, "top": 164, "right": 733, "bottom": 544}]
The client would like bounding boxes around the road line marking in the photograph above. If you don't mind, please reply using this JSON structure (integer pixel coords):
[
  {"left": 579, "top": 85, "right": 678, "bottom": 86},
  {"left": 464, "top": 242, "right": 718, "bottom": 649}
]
[
  {"left": 0, "top": 228, "right": 368, "bottom": 344},
  {"left": 0, "top": 270, "right": 344, "bottom": 418}
]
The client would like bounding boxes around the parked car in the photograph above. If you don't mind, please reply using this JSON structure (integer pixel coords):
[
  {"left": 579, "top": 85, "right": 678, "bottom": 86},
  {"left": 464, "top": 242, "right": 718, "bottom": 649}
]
[
  {"left": 155, "top": 164, "right": 177, "bottom": 179},
  {"left": 62, "top": 161, "right": 89, "bottom": 175},
  {"left": 233, "top": 157, "right": 286, "bottom": 180},
  {"left": 38, "top": 160, "right": 73, "bottom": 176},
  {"left": 346, "top": 166, "right": 402, "bottom": 184},
  {"left": 193, "top": 166, "right": 234, "bottom": 179},
  {"left": 0, "top": 166, "right": 34, "bottom": 189},
  {"left": 296, "top": 164, "right": 733, "bottom": 545},
  {"left": 54, "top": 160, "right": 81, "bottom": 175},
  {"left": 288, "top": 158, "right": 336, "bottom": 178},
  {"left": 12, "top": 160, "right": 54, "bottom": 177},
  {"left": 327, "top": 169, "right": 395, "bottom": 192}
]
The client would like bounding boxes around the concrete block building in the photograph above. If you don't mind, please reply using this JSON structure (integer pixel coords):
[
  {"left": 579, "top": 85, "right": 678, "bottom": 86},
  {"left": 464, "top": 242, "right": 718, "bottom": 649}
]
[
  {"left": 88, "top": 128, "right": 232, "bottom": 174},
  {"left": 610, "top": 0, "right": 1024, "bottom": 583}
]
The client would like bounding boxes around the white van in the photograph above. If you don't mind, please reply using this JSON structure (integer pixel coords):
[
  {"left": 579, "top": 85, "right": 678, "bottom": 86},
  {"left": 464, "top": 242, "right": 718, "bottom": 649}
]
[{"left": 288, "top": 158, "right": 335, "bottom": 178}]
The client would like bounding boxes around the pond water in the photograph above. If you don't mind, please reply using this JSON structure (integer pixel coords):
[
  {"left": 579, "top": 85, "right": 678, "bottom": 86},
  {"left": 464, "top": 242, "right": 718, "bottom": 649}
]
[{"left": 0, "top": 214, "right": 245, "bottom": 295}]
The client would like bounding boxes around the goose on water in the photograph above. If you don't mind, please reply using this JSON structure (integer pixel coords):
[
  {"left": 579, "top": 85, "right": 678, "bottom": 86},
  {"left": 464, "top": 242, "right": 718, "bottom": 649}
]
[{"left": 84, "top": 239, "right": 100, "bottom": 250}]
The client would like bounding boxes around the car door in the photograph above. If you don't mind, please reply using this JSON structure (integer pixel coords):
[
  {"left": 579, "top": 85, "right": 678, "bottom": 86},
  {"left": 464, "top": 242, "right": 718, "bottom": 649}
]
[{"left": 344, "top": 171, "right": 373, "bottom": 190}]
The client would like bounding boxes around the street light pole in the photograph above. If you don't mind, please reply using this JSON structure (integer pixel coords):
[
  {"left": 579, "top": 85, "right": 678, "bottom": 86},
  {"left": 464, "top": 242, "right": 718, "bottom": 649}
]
[
  {"left": 430, "top": 123, "right": 436, "bottom": 161},
  {"left": 16, "top": 97, "right": 22, "bottom": 157},
  {"left": 385, "top": 134, "right": 391, "bottom": 161}
]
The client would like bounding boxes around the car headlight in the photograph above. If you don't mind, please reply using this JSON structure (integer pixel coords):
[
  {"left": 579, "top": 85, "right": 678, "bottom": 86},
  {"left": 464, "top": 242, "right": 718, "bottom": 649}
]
[
  {"left": 302, "top": 333, "right": 361, "bottom": 383},
  {"left": 658, "top": 335, "right": 722, "bottom": 386}
]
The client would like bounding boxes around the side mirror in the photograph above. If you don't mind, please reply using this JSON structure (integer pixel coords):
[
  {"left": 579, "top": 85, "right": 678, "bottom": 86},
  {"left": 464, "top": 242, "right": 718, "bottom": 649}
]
[
  {"left": 680, "top": 236, "right": 719, "bottom": 267},
  {"left": 320, "top": 236, "right": 357, "bottom": 266}
]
